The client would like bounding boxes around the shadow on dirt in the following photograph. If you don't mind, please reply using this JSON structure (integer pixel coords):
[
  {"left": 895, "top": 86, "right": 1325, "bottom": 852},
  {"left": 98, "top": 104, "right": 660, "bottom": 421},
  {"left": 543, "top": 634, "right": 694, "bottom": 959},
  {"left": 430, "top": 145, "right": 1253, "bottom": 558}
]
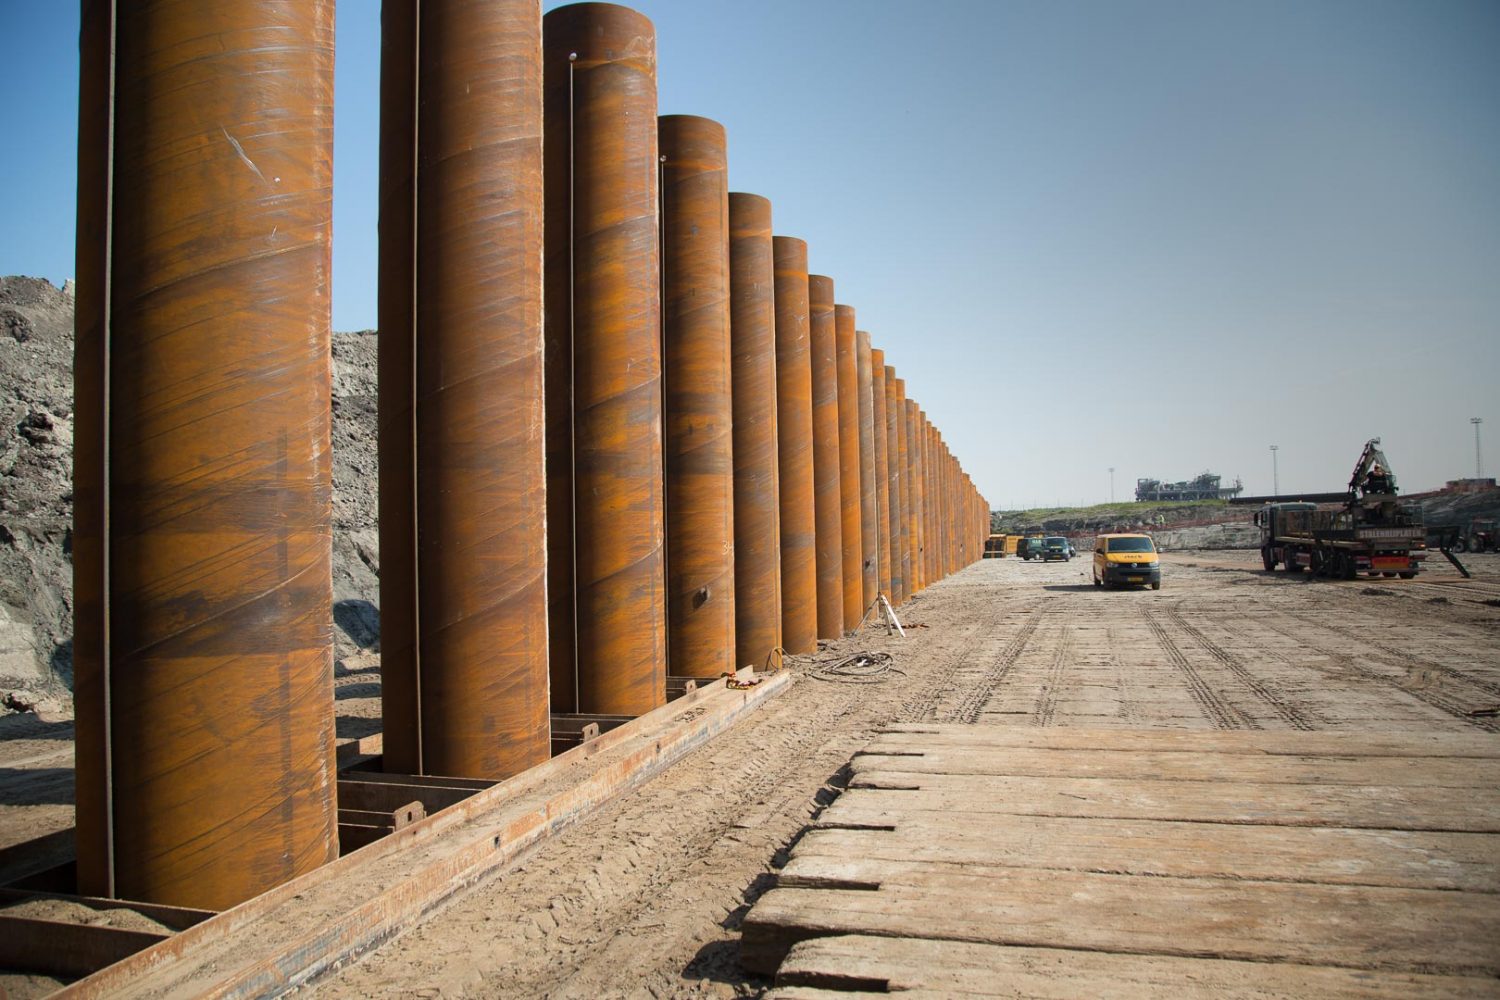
[
  {"left": 0, "top": 714, "right": 73, "bottom": 741},
  {"left": 0, "top": 767, "right": 73, "bottom": 806}
]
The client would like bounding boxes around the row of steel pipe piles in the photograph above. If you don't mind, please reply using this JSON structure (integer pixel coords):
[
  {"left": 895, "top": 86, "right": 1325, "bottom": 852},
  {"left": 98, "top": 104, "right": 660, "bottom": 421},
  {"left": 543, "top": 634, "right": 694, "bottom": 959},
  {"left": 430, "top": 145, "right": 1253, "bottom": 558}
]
[{"left": 22, "top": 0, "right": 990, "bottom": 984}]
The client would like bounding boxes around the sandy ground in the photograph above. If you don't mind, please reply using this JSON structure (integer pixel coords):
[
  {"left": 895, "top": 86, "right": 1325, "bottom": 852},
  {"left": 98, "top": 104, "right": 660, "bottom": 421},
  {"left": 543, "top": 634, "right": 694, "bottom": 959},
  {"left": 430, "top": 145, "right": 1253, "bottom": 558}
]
[
  {"left": 303, "top": 549, "right": 1500, "bottom": 999},
  {"left": 1, "top": 549, "right": 1496, "bottom": 996}
]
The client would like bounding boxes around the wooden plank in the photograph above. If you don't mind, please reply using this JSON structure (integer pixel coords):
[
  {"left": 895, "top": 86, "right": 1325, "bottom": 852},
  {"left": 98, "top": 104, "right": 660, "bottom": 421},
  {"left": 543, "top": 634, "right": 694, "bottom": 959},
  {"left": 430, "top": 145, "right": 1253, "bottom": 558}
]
[
  {"left": 874, "top": 724, "right": 1500, "bottom": 759},
  {"left": 741, "top": 859, "right": 1500, "bottom": 977},
  {"left": 0, "top": 915, "right": 166, "bottom": 979},
  {"left": 838, "top": 772, "right": 1500, "bottom": 832},
  {"left": 850, "top": 748, "right": 1495, "bottom": 788},
  {"left": 768, "top": 935, "right": 1500, "bottom": 999},
  {"left": 792, "top": 814, "right": 1500, "bottom": 890}
]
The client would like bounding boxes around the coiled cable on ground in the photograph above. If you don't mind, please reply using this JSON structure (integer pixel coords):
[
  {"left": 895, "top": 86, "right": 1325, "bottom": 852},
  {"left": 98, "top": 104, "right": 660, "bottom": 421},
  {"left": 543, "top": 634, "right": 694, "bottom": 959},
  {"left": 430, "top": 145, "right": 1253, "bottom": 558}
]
[{"left": 808, "top": 651, "right": 905, "bottom": 684}]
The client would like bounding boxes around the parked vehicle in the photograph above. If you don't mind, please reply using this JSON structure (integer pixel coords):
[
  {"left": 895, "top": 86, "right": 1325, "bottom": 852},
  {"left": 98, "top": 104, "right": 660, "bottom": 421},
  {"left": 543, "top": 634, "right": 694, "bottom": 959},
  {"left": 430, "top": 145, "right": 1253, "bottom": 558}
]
[
  {"left": 1040, "top": 536, "right": 1071, "bottom": 561},
  {"left": 1016, "top": 535, "right": 1044, "bottom": 561},
  {"left": 1451, "top": 518, "right": 1498, "bottom": 553},
  {"left": 1256, "top": 439, "right": 1424, "bottom": 580},
  {"left": 1092, "top": 534, "right": 1161, "bottom": 589}
]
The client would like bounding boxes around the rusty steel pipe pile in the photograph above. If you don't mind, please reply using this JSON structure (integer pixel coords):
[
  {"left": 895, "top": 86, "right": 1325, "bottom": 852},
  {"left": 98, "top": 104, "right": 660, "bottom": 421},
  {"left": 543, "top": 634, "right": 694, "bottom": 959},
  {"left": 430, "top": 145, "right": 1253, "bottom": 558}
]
[
  {"left": 869, "top": 351, "right": 892, "bottom": 601},
  {"left": 659, "top": 115, "right": 736, "bottom": 679},
  {"left": 73, "top": 0, "right": 339, "bottom": 910},
  {"left": 835, "top": 305, "right": 865, "bottom": 632},
  {"left": 772, "top": 237, "right": 818, "bottom": 654},
  {"left": 905, "top": 399, "right": 925, "bottom": 594},
  {"left": 543, "top": 3, "right": 666, "bottom": 715},
  {"left": 893, "top": 378, "right": 913, "bottom": 598},
  {"left": 378, "top": 0, "right": 550, "bottom": 781},
  {"left": 728, "top": 194, "right": 782, "bottom": 671},
  {"left": 807, "top": 275, "right": 844, "bottom": 640},
  {"left": 855, "top": 332, "right": 879, "bottom": 611},
  {"left": 883, "top": 365, "right": 906, "bottom": 605},
  {"left": 65, "top": 0, "right": 995, "bottom": 922}
]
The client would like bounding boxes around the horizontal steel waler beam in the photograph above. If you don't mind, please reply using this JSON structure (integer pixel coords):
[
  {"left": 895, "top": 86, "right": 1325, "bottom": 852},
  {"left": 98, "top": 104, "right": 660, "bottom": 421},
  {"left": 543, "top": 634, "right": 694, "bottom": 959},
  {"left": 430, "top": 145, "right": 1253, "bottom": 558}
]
[{"left": 49, "top": 669, "right": 792, "bottom": 999}]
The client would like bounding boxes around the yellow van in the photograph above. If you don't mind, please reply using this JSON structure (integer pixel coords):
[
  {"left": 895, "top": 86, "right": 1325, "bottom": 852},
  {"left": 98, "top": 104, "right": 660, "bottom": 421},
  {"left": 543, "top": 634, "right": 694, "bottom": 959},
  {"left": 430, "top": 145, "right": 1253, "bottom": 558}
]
[{"left": 1092, "top": 533, "right": 1161, "bottom": 590}]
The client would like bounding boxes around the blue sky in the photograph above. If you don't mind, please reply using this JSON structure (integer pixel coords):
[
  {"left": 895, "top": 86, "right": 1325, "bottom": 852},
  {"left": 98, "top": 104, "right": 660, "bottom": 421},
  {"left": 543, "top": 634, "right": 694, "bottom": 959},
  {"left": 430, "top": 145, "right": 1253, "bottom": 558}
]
[{"left": 1, "top": 0, "right": 1496, "bottom": 506}]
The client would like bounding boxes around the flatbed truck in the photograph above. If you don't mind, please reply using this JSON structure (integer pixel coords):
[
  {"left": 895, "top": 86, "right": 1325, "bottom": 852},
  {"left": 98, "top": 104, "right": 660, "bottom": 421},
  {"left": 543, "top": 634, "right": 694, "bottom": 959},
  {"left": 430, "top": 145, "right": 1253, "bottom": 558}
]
[{"left": 1255, "top": 439, "right": 1425, "bottom": 580}]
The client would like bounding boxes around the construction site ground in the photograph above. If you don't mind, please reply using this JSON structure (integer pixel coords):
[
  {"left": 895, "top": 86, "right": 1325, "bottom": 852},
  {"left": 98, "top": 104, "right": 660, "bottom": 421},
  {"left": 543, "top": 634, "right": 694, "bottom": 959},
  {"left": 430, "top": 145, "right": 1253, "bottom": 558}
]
[
  {"left": 314, "top": 549, "right": 1498, "bottom": 998},
  {"left": 3, "top": 548, "right": 1499, "bottom": 998}
]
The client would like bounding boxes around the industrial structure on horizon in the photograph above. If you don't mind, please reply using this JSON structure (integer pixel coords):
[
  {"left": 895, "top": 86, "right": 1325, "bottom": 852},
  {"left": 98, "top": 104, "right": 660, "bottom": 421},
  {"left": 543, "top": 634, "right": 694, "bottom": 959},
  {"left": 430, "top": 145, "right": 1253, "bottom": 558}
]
[{"left": 1135, "top": 471, "right": 1244, "bottom": 502}]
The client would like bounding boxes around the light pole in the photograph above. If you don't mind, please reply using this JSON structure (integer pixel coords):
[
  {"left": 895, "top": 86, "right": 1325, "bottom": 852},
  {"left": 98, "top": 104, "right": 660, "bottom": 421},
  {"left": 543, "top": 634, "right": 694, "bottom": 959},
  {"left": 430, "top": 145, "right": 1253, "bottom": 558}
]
[
  {"left": 1108, "top": 467, "right": 1115, "bottom": 503},
  {"left": 1473, "top": 418, "right": 1484, "bottom": 478},
  {"left": 1270, "top": 445, "right": 1279, "bottom": 496}
]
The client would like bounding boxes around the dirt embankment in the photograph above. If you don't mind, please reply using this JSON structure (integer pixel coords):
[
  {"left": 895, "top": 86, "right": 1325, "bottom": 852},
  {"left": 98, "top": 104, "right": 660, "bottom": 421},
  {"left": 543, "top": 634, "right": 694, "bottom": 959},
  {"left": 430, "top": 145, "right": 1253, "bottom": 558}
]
[
  {"left": 0, "top": 275, "right": 382, "bottom": 707},
  {"left": 0, "top": 277, "right": 75, "bottom": 705}
]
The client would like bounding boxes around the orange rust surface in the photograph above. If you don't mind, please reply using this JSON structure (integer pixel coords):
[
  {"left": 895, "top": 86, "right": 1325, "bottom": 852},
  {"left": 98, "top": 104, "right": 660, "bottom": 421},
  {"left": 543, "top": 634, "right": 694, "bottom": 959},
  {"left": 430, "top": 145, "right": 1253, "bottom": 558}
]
[
  {"left": 378, "top": 0, "right": 550, "bottom": 781},
  {"left": 773, "top": 238, "right": 818, "bottom": 654},
  {"left": 808, "top": 275, "right": 844, "bottom": 640},
  {"left": 870, "top": 351, "right": 892, "bottom": 601},
  {"left": 893, "top": 378, "right": 913, "bottom": 602},
  {"left": 835, "top": 305, "right": 865, "bottom": 632},
  {"left": 923, "top": 414, "right": 937, "bottom": 585},
  {"left": 73, "top": 0, "right": 339, "bottom": 910},
  {"left": 884, "top": 365, "right": 905, "bottom": 604},
  {"left": 905, "top": 398, "right": 925, "bottom": 594},
  {"left": 544, "top": 3, "right": 666, "bottom": 715},
  {"left": 660, "top": 115, "right": 736, "bottom": 679},
  {"left": 729, "top": 194, "right": 782, "bottom": 671},
  {"left": 855, "top": 332, "right": 879, "bottom": 612}
]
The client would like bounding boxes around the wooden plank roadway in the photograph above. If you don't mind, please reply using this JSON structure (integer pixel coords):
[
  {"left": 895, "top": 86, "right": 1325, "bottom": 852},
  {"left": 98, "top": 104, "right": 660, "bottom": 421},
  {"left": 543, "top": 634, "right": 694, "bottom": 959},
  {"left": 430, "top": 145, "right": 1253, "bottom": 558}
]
[{"left": 742, "top": 725, "right": 1500, "bottom": 997}]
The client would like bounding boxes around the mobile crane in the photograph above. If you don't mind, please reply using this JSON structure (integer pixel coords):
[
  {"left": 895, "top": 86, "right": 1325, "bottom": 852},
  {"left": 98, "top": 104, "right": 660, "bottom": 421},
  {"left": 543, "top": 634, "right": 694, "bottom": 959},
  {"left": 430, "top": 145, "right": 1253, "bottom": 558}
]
[{"left": 1255, "top": 439, "right": 1426, "bottom": 580}]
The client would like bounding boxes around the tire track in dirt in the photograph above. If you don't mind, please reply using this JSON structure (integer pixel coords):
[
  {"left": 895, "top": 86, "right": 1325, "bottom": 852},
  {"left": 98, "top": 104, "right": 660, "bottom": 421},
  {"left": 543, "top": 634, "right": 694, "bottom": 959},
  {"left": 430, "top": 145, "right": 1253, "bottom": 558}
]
[
  {"left": 1166, "top": 606, "right": 1317, "bottom": 730},
  {"left": 942, "top": 609, "right": 1044, "bottom": 724},
  {"left": 1280, "top": 605, "right": 1500, "bottom": 702},
  {"left": 910, "top": 619, "right": 1002, "bottom": 724},
  {"left": 1143, "top": 609, "right": 1252, "bottom": 730},
  {"left": 1107, "top": 625, "right": 1144, "bottom": 726},
  {"left": 1253, "top": 613, "right": 1500, "bottom": 733},
  {"left": 1032, "top": 624, "right": 1073, "bottom": 727}
]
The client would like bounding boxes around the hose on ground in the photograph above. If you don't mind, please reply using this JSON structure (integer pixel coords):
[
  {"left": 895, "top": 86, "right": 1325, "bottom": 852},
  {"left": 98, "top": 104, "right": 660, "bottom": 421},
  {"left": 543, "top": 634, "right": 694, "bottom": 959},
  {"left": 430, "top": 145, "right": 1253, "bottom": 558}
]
[{"left": 808, "top": 650, "right": 905, "bottom": 684}]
